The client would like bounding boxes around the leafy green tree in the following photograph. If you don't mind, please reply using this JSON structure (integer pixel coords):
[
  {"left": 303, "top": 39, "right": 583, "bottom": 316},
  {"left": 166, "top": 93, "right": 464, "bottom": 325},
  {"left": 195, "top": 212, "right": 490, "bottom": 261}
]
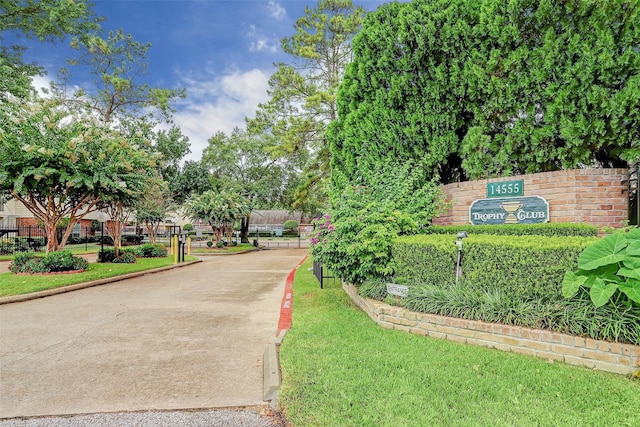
[
  {"left": 330, "top": 0, "right": 640, "bottom": 195},
  {"left": 460, "top": 0, "right": 640, "bottom": 176},
  {"left": 184, "top": 190, "right": 250, "bottom": 245},
  {"left": 247, "top": 0, "right": 365, "bottom": 211},
  {"left": 135, "top": 176, "right": 173, "bottom": 244},
  {"left": 0, "top": 0, "right": 100, "bottom": 98},
  {"left": 170, "top": 160, "right": 212, "bottom": 205},
  {"left": 202, "top": 128, "right": 300, "bottom": 242},
  {"left": 63, "top": 28, "right": 185, "bottom": 123},
  {"left": 0, "top": 95, "right": 158, "bottom": 252},
  {"left": 103, "top": 200, "right": 130, "bottom": 257},
  {"left": 154, "top": 125, "right": 191, "bottom": 192}
]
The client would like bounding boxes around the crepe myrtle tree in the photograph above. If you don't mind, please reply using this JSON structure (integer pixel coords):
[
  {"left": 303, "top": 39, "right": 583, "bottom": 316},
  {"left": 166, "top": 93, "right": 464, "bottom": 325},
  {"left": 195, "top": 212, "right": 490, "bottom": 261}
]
[
  {"left": 184, "top": 190, "right": 250, "bottom": 246},
  {"left": 135, "top": 176, "right": 173, "bottom": 244},
  {"left": 0, "top": 95, "right": 159, "bottom": 253}
]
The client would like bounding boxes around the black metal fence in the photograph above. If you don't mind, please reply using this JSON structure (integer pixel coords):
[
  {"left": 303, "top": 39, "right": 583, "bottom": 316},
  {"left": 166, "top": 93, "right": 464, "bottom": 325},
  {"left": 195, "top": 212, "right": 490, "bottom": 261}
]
[
  {"left": 0, "top": 226, "right": 97, "bottom": 255},
  {"left": 313, "top": 260, "right": 337, "bottom": 289}
]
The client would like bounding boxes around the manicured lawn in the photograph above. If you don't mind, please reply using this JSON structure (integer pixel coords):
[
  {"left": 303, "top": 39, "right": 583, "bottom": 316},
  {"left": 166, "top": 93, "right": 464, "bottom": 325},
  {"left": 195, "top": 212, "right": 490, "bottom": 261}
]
[
  {"left": 190, "top": 243, "right": 257, "bottom": 254},
  {"left": 279, "top": 258, "right": 640, "bottom": 427},
  {"left": 0, "top": 256, "right": 197, "bottom": 297}
]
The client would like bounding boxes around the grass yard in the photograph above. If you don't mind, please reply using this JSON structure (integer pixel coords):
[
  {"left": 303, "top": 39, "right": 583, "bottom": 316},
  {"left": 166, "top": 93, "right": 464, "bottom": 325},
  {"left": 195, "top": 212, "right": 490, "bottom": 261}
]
[
  {"left": 190, "top": 243, "right": 257, "bottom": 254},
  {"left": 278, "top": 258, "right": 640, "bottom": 427},
  {"left": 0, "top": 256, "right": 197, "bottom": 297}
]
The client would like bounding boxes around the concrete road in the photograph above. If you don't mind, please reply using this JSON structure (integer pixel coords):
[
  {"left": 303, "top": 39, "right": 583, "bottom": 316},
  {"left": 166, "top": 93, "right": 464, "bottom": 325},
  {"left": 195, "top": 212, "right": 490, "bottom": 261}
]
[{"left": 0, "top": 249, "right": 307, "bottom": 419}]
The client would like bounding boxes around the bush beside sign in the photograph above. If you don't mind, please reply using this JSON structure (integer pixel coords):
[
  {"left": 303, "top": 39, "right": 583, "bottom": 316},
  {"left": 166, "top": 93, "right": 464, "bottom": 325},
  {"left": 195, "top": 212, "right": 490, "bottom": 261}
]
[{"left": 469, "top": 196, "right": 549, "bottom": 225}]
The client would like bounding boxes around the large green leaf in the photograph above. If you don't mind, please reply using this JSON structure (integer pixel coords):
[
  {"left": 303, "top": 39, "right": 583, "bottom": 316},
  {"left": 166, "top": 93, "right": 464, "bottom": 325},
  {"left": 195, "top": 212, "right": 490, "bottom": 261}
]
[
  {"left": 578, "top": 233, "right": 627, "bottom": 271},
  {"left": 618, "top": 279, "right": 640, "bottom": 304},
  {"left": 623, "top": 251, "right": 640, "bottom": 270},
  {"left": 624, "top": 228, "right": 640, "bottom": 243},
  {"left": 618, "top": 267, "right": 640, "bottom": 280},
  {"left": 589, "top": 279, "right": 618, "bottom": 308},
  {"left": 626, "top": 241, "right": 640, "bottom": 257},
  {"left": 562, "top": 270, "right": 587, "bottom": 298}
]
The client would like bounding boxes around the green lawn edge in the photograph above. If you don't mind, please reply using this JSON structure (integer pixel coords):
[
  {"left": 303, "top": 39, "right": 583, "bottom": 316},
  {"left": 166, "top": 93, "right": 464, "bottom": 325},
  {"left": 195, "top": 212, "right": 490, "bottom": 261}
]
[
  {"left": 278, "top": 257, "right": 640, "bottom": 427},
  {"left": 0, "top": 255, "right": 199, "bottom": 297}
]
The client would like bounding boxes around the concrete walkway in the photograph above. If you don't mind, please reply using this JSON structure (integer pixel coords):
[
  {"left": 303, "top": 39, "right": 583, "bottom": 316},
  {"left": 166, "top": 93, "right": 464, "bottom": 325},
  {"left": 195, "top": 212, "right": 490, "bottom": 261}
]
[{"left": 0, "top": 249, "right": 307, "bottom": 419}]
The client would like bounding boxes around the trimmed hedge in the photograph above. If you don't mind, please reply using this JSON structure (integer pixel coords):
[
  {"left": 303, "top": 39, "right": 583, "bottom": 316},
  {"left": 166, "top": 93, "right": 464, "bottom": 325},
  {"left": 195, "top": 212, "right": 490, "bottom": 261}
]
[
  {"left": 424, "top": 223, "right": 598, "bottom": 237},
  {"left": 392, "top": 235, "right": 457, "bottom": 288},
  {"left": 393, "top": 234, "right": 596, "bottom": 301}
]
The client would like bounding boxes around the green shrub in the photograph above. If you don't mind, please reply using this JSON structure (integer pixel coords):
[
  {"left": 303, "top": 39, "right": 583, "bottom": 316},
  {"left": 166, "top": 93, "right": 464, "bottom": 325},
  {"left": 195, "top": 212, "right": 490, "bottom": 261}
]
[
  {"left": 216, "top": 240, "right": 225, "bottom": 248},
  {"left": 182, "top": 223, "right": 194, "bottom": 231},
  {"left": 9, "top": 250, "right": 88, "bottom": 273},
  {"left": 283, "top": 219, "right": 299, "bottom": 230},
  {"left": 112, "top": 252, "right": 137, "bottom": 264},
  {"left": 41, "top": 250, "right": 75, "bottom": 272},
  {"left": 424, "top": 223, "right": 598, "bottom": 237},
  {"left": 9, "top": 251, "right": 37, "bottom": 272},
  {"left": 122, "top": 234, "right": 144, "bottom": 245},
  {"left": 392, "top": 235, "right": 458, "bottom": 287},
  {"left": 98, "top": 248, "right": 117, "bottom": 263},
  {"left": 135, "top": 243, "right": 167, "bottom": 258},
  {"left": 0, "top": 238, "right": 12, "bottom": 254},
  {"left": 206, "top": 240, "right": 213, "bottom": 248},
  {"left": 393, "top": 234, "right": 596, "bottom": 301}
]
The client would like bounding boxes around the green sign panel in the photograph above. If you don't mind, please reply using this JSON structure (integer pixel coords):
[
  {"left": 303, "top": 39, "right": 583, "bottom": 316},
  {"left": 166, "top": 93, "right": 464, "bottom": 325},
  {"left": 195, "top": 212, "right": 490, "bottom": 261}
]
[
  {"left": 469, "top": 196, "right": 549, "bottom": 225},
  {"left": 487, "top": 179, "right": 524, "bottom": 198}
]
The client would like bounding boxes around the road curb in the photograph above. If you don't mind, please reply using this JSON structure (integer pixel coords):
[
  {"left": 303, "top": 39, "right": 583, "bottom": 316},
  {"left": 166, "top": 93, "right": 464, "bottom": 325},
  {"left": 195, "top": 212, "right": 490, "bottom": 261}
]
[
  {"left": 263, "top": 255, "right": 308, "bottom": 409},
  {"left": 0, "top": 260, "right": 202, "bottom": 305}
]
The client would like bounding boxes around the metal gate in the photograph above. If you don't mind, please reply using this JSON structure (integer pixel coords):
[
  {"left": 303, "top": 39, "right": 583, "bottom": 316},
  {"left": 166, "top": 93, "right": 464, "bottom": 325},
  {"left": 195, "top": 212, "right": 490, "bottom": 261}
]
[{"left": 313, "top": 260, "right": 337, "bottom": 289}]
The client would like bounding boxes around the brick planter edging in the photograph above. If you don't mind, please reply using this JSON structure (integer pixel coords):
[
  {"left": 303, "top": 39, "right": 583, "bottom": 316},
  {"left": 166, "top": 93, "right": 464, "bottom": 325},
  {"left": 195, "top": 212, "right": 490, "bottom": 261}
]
[{"left": 344, "top": 284, "right": 640, "bottom": 375}]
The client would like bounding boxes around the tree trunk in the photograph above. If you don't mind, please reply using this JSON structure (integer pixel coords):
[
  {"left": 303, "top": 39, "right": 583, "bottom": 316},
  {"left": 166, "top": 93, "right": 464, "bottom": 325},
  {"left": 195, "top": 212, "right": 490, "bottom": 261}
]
[
  {"left": 145, "top": 220, "right": 159, "bottom": 244},
  {"left": 44, "top": 221, "right": 59, "bottom": 253},
  {"left": 240, "top": 214, "right": 251, "bottom": 243},
  {"left": 58, "top": 219, "right": 80, "bottom": 252}
]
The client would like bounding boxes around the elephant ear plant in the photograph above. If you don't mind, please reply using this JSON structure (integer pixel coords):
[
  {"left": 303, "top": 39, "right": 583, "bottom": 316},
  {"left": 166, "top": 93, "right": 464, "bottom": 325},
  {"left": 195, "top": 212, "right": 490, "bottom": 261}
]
[{"left": 563, "top": 228, "right": 640, "bottom": 308}]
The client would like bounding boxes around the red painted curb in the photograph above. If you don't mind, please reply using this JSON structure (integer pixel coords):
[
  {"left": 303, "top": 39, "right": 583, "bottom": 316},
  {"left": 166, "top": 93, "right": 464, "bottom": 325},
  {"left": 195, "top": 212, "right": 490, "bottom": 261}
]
[{"left": 277, "top": 255, "right": 308, "bottom": 335}]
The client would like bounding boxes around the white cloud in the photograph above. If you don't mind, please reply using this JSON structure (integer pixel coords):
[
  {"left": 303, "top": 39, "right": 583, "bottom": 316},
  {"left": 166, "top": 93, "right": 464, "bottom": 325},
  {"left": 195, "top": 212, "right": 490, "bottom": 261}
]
[
  {"left": 174, "top": 68, "right": 271, "bottom": 162},
  {"left": 247, "top": 24, "right": 278, "bottom": 53},
  {"left": 249, "top": 38, "right": 277, "bottom": 53},
  {"left": 268, "top": 1, "right": 287, "bottom": 20}
]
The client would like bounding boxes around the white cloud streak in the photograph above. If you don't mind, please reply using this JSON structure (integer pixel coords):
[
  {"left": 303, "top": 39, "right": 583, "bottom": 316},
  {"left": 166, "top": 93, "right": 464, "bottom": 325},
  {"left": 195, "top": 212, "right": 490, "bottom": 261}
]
[
  {"left": 268, "top": 1, "right": 287, "bottom": 20},
  {"left": 174, "top": 68, "right": 271, "bottom": 162}
]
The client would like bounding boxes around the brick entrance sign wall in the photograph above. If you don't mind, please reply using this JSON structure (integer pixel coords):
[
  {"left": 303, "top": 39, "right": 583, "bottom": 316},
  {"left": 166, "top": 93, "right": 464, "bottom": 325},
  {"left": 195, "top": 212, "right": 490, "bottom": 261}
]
[{"left": 433, "top": 168, "right": 629, "bottom": 229}]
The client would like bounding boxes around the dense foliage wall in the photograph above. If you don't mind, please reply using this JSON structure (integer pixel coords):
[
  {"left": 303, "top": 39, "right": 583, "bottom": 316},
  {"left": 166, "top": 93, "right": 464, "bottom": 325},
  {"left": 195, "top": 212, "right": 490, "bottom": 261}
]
[{"left": 329, "top": 0, "right": 640, "bottom": 195}]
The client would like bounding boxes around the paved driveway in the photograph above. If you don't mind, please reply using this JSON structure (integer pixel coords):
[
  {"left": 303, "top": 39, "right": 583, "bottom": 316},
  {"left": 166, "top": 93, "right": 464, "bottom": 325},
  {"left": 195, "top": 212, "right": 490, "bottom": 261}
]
[{"left": 0, "top": 249, "right": 307, "bottom": 419}]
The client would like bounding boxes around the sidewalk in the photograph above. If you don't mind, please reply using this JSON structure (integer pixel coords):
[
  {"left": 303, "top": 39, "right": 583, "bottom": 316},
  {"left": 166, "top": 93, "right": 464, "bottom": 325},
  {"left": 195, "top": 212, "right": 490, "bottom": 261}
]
[{"left": 0, "top": 249, "right": 307, "bottom": 419}]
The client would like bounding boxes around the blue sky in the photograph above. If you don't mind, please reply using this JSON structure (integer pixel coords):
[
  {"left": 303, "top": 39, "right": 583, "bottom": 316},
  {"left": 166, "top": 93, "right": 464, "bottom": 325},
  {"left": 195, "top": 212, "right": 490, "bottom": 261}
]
[{"left": 16, "top": 0, "right": 395, "bottom": 162}]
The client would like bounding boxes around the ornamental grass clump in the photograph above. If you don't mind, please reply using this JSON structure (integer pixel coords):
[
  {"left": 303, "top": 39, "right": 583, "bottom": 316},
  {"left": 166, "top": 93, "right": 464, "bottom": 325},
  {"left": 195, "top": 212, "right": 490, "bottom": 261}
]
[{"left": 9, "top": 250, "right": 88, "bottom": 274}]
